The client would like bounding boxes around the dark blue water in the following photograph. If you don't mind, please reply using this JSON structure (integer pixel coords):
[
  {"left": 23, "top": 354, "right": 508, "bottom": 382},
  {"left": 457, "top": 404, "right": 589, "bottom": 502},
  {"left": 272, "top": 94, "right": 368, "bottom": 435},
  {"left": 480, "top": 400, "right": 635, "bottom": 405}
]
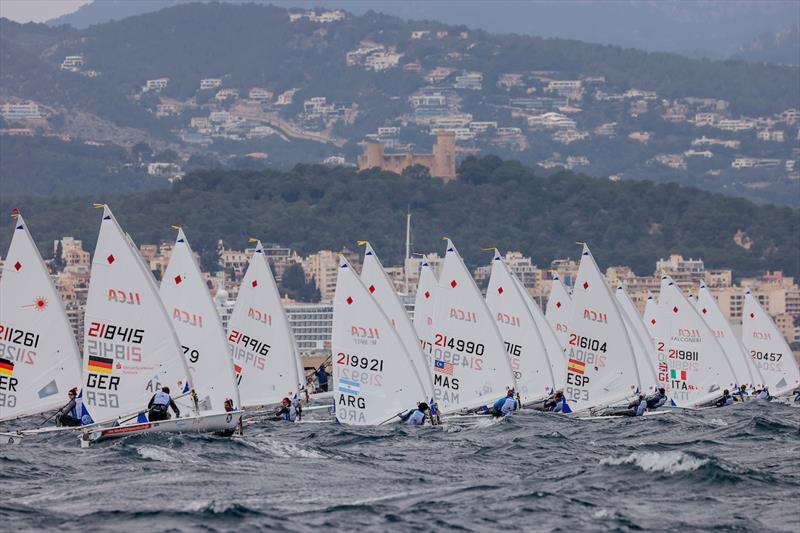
[{"left": 2, "top": 401, "right": 799, "bottom": 532}]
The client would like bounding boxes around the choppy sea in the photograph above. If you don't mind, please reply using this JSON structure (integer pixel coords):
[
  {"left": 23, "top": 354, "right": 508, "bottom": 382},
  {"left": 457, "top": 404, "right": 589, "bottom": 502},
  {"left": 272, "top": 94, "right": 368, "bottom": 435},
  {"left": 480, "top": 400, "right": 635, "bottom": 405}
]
[{"left": 2, "top": 400, "right": 799, "bottom": 532}]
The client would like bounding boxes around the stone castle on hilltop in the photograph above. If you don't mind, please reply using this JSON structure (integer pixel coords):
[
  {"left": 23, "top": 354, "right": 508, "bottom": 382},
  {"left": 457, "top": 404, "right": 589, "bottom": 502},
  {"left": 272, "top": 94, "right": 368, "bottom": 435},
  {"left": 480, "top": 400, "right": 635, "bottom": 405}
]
[{"left": 357, "top": 132, "right": 456, "bottom": 181}]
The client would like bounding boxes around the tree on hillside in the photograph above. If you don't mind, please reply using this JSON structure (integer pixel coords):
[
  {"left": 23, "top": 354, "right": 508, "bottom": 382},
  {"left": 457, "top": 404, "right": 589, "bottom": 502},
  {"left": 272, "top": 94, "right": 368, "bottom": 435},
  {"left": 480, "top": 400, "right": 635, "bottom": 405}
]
[{"left": 280, "top": 263, "right": 320, "bottom": 303}]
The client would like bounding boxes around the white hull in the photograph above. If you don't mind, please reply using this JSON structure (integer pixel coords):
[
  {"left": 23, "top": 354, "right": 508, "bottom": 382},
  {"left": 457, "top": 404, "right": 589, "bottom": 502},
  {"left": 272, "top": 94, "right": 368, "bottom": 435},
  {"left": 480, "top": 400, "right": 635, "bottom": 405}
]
[
  {"left": 83, "top": 411, "right": 243, "bottom": 444},
  {"left": 576, "top": 411, "right": 674, "bottom": 421}
]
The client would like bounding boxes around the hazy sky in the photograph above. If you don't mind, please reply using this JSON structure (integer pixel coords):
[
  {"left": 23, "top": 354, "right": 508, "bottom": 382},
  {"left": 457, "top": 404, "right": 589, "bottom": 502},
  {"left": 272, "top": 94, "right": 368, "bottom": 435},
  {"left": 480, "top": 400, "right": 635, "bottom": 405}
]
[{"left": 0, "top": 0, "right": 92, "bottom": 23}]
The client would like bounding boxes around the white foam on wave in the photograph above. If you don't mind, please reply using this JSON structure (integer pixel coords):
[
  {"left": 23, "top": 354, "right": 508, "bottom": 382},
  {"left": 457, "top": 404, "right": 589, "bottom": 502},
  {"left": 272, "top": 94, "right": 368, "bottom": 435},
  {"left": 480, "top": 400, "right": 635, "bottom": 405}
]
[
  {"left": 600, "top": 451, "right": 708, "bottom": 474},
  {"left": 135, "top": 445, "right": 183, "bottom": 463},
  {"left": 241, "top": 437, "right": 325, "bottom": 459}
]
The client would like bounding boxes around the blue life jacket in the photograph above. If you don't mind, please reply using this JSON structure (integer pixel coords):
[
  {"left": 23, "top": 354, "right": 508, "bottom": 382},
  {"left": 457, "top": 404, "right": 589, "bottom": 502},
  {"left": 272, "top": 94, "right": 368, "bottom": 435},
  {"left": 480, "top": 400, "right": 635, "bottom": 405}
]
[
  {"left": 153, "top": 391, "right": 171, "bottom": 406},
  {"left": 405, "top": 409, "right": 425, "bottom": 425},
  {"left": 550, "top": 399, "right": 565, "bottom": 413},
  {"left": 500, "top": 397, "right": 518, "bottom": 415},
  {"left": 492, "top": 397, "right": 507, "bottom": 412},
  {"left": 69, "top": 389, "right": 94, "bottom": 425},
  {"left": 723, "top": 395, "right": 734, "bottom": 406},
  {"left": 633, "top": 399, "right": 647, "bottom": 416}
]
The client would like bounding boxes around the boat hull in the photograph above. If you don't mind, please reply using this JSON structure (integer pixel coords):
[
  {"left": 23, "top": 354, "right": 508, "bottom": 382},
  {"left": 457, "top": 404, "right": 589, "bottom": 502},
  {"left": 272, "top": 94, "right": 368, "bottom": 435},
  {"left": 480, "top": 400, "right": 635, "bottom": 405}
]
[
  {"left": 1, "top": 432, "right": 23, "bottom": 445},
  {"left": 83, "top": 411, "right": 243, "bottom": 444}
]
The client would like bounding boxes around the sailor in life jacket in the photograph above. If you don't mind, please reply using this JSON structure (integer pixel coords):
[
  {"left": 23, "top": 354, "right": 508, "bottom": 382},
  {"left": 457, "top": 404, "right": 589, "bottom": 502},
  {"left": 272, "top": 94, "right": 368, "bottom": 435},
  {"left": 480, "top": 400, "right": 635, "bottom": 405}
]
[
  {"left": 399, "top": 402, "right": 431, "bottom": 425},
  {"left": 629, "top": 395, "right": 648, "bottom": 417},
  {"left": 753, "top": 387, "right": 770, "bottom": 400},
  {"left": 490, "top": 389, "right": 519, "bottom": 417},
  {"left": 646, "top": 388, "right": 669, "bottom": 410},
  {"left": 148, "top": 386, "right": 181, "bottom": 422},
  {"left": 55, "top": 388, "right": 82, "bottom": 427},
  {"left": 543, "top": 390, "right": 571, "bottom": 413},
  {"left": 732, "top": 384, "right": 750, "bottom": 402},
  {"left": 274, "top": 395, "right": 300, "bottom": 422},
  {"left": 714, "top": 389, "right": 734, "bottom": 408}
]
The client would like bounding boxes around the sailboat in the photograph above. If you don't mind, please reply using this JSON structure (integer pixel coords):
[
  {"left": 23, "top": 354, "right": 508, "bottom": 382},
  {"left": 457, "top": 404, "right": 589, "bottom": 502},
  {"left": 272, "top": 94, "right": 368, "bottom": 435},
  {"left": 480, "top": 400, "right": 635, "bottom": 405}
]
[
  {"left": 226, "top": 239, "right": 304, "bottom": 409},
  {"left": 513, "top": 276, "right": 567, "bottom": 394},
  {"left": 0, "top": 210, "right": 83, "bottom": 435},
  {"left": 655, "top": 275, "right": 737, "bottom": 407},
  {"left": 78, "top": 205, "right": 240, "bottom": 443},
  {"left": 695, "top": 281, "right": 764, "bottom": 390},
  {"left": 615, "top": 285, "right": 659, "bottom": 392},
  {"left": 331, "top": 256, "right": 428, "bottom": 425},
  {"left": 562, "top": 244, "right": 641, "bottom": 414},
  {"left": 431, "top": 239, "right": 516, "bottom": 414},
  {"left": 359, "top": 242, "right": 435, "bottom": 404},
  {"left": 413, "top": 259, "right": 437, "bottom": 358},
  {"left": 546, "top": 272, "right": 571, "bottom": 348},
  {"left": 741, "top": 289, "right": 800, "bottom": 397},
  {"left": 485, "top": 249, "right": 556, "bottom": 404},
  {"left": 159, "top": 227, "right": 242, "bottom": 415}
]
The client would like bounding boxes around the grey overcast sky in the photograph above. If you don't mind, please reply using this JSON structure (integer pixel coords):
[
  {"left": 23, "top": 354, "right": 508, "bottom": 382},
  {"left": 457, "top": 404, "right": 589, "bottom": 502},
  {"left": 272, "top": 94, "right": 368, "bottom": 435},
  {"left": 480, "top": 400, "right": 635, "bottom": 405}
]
[{"left": 0, "top": 0, "right": 92, "bottom": 23}]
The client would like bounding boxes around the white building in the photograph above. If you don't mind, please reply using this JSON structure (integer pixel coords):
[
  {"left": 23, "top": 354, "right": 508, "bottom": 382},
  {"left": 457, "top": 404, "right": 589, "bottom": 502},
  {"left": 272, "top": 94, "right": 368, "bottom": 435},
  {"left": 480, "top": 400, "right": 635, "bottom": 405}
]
[
  {"left": 248, "top": 87, "right": 273, "bottom": 101},
  {"left": 60, "top": 55, "right": 84, "bottom": 71},
  {"left": 200, "top": 78, "right": 222, "bottom": 90}
]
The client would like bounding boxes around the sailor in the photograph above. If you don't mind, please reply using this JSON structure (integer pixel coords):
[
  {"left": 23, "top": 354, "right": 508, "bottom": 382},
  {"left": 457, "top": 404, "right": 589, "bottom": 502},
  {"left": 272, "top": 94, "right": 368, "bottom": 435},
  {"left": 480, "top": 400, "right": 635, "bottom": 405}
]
[
  {"left": 314, "top": 364, "right": 330, "bottom": 393},
  {"left": 491, "top": 389, "right": 519, "bottom": 417},
  {"left": 646, "top": 388, "right": 668, "bottom": 410},
  {"left": 274, "top": 396, "right": 299, "bottom": 422},
  {"left": 55, "top": 388, "right": 82, "bottom": 427},
  {"left": 544, "top": 390, "right": 568, "bottom": 413},
  {"left": 629, "top": 395, "right": 648, "bottom": 416},
  {"left": 399, "top": 402, "right": 430, "bottom": 425},
  {"left": 732, "top": 384, "right": 750, "bottom": 402},
  {"left": 147, "top": 386, "right": 181, "bottom": 421},
  {"left": 224, "top": 398, "right": 235, "bottom": 412},
  {"left": 714, "top": 389, "right": 734, "bottom": 408},
  {"left": 754, "top": 387, "right": 771, "bottom": 400}
]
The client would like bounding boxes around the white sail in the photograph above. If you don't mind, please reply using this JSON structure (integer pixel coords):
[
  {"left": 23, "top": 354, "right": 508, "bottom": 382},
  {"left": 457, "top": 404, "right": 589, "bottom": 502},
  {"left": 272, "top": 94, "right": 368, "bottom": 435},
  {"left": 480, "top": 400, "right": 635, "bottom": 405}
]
[
  {"left": 696, "top": 281, "right": 764, "bottom": 388},
  {"left": 514, "top": 276, "right": 567, "bottom": 388},
  {"left": 615, "top": 285, "right": 658, "bottom": 392},
  {"left": 485, "top": 249, "right": 555, "bottom": 403},
  {"left": 332, "top": 256, "right": 427, "bottom": 425},
  {"left": 413, "top": 259, "right": 437, "bottom": 359},
  {"left": 160, "top": 228, "right": 241, "bottom": 412},
  {"left": 742, "top": 289, "right": 800, "bottom": 396},
  {"left": 657, "top": 276, "right": 737, "bottom": 407},
  {"left": 0, "top": 211, "right": 82, "bottom": 421},
  {"left": 359, "top": 242, "right": 434, "bottom": 401},
  {"left": 83, "top": 206, "right": 191, "bottom": 422},
  {"left": 546, "top": 273, "right": 572, "bottom": 348},
  {"left": 431, "top": 240, "right": 516, "bottom": 413},
  {"left": 227, "top": 240, "right": 303, "bottom": 408},
  {"left": 563, "top": 244, "right": 641, "bottom": 412}
]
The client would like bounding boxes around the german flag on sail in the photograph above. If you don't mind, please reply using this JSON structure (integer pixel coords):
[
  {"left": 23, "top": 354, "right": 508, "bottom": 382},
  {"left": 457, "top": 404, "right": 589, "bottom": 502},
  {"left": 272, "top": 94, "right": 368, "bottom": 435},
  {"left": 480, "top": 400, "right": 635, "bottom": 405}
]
[
  {"left": 88, "top": 355, "right": 113, "bottom": 374},
  {"left": 567, "top": 358, "right": 585, "bottom": 375},
  {"left": 0, "top": 357, "right": 14, "bottom": 376}
]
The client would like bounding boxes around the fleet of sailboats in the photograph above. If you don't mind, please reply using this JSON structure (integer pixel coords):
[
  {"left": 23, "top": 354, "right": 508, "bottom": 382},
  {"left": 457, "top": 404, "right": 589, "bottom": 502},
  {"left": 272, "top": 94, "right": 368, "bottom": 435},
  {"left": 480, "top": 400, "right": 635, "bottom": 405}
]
[{"left": 2, "top": 206, "right": 798, "bottom": 445}]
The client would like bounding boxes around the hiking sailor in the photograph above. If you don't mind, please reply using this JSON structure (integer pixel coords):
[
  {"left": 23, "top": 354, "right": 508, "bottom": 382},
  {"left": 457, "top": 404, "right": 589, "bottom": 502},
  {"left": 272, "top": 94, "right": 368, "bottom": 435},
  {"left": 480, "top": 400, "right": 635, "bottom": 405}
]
[
  {"left": 147, "top": 386, "right": 181, "bottom": 421},
  {"left": 55, "top": 388, "right": 82, "bottom": 427},
  {"left": 543, "top": 390, "right": 570, "bottom": 413},
  {"left": 490, "top": 389, "right": 519, "bottom": 417},
  {"left": 646, "top": 388, "right": 669, "bottom": 410},
  {"left": 274, "top": 395, "right": 300, "bottom": 422},
  {"left": 732, "top": 384, "right": 750, "bottom": 402},
  {"left": 399, "top": 402, "right": 431, "bottom": 425},
  {"left": 714, "top": 389, "right": 734, "bottom": 408}
]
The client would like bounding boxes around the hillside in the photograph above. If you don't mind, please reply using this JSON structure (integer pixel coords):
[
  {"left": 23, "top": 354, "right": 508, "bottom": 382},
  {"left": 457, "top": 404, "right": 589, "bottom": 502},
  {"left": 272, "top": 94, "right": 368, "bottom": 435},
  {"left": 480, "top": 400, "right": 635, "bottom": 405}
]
[
  {"left": 2, "top": 2, "right": 799, "bottom": 206},
  {"left": 2, "top": 157, "right": 798, "bottom": 279}
]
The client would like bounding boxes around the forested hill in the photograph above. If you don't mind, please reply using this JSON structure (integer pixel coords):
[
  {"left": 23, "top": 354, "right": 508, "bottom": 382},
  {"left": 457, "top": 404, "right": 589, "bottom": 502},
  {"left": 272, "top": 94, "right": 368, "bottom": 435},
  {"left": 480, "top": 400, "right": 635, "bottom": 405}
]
[
  {"left": 7, "top": 3, "right": 795, "bottom": 116},
  {"left": 2, "top": 157, "right": 798, "bottom": 279}
]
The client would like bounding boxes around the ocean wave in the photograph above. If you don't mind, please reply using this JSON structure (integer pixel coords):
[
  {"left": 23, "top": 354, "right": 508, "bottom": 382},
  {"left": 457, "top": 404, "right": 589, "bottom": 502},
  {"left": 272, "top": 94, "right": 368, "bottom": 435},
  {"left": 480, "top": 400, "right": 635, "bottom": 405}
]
[
  {"left": 600, "top": 451, "right": 709, "bottom": 473},
  {"left": 238, "top": 436, "right": 326, "bottom": 458}
]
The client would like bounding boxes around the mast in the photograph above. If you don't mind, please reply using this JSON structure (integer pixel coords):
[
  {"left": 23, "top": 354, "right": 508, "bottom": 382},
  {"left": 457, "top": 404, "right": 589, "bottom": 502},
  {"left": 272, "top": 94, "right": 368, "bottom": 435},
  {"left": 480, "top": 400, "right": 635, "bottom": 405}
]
[{"left": 404, "top": 208, "right": 411, "bottom": 294}]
